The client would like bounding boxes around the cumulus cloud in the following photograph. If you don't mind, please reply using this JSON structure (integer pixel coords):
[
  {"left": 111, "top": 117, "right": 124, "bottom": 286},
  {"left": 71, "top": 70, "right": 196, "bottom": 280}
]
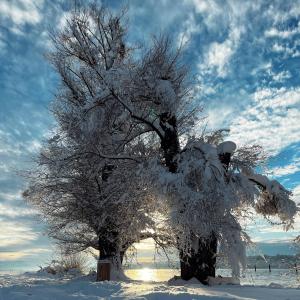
[
  {"left": 196, "top": 2, "right": 245, "bottom": 78},
  {"left": 177, "top": 13, "right": 201, "bottom": 46},
  {"left": 272, "top": 42, "right": 300, "bottom": 58},
  {"left": 229, "top": 87, "right": 300, "bottom": 155},
  {"left": 268, "top": 157, "right": 300, "bottom": 178},
  {"left": 0, "top": 247, "right": 50, "bottom": 261},
  {"left": 251, "top": 236, "right": 296, "bottom": 243},
  {"left": 206, "top": 105, "right": 234, "bottom": 129},
  {"left": 247, "top": 215, "right": 300, "bottom": 243},
  {"left": 57, "top": 10, "right": 72, "bottom": 31},
  {"left": 292, "top": 185, "right": 300, "bottom": 204},
  {"left": 205, "top": 28, "right": 241, "bottom": 77},
  {"left": 0, "top": 0, "right": 45, "bottom": 36},
  {"left": 190, "top": 0, "right": 224, "bottom": 30},
  {"left": 271, "top": 70, "right": 292, "bottom": 82},
  {"left": 0, "top": 128, "right": 43, "bottom": 158},
  {"left": 265, "top": 22, "right": 300, "bottom": 39},
  {"left": 0, "top": 203, "right": 37, "bottom": 218},
  {"left": 194, "top": 0, "right": 265, "bottom": 78},
  {"left": 0, "top": 219, "right": 38, "bottom": 247},
  {"left": 27, "top": 139, "right": 42, "bottom": 153},
  {"left": 0, "top": 0, "right": 44, "bottom": 25},
  {"left": 262, "top": 1, "right": 300, "bottom": 25},
  {"left": 0, "top": 190, "right": 22, "bottom": 201}
]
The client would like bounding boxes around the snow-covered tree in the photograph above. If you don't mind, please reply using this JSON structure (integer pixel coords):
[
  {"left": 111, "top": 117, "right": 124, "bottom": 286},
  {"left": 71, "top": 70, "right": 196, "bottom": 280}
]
[
  {"left": 24, "top": 3, "right": 298, "bottom": 284},
  {"left": 23, "top": 4, "right": 158, "bottom": 279},
  {"left": 23, "top": 4, "right": 177, "bottom": 280},
  {"left": 41, "top": 2, "right": 199, "bottom": 277},
  {"left": 23, "top": 131, "right": 165, "bottom": 279},
  {"left": 141, "top": 135, "right": 298, "bottom": 281}
]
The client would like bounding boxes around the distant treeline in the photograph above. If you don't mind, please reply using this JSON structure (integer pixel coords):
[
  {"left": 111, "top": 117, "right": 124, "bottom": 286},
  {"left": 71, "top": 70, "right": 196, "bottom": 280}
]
[
  {"left": 124, "top": 254, "right": 300, "bottom": 269},
  {"left": 217, "top": 254, "right": 300, "bottom": 269}
]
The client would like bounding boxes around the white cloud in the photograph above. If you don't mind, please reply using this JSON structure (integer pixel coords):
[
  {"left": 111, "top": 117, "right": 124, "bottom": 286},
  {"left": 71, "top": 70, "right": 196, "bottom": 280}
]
[
  {"left": 268, "top": 157, "right": 300, "bottom": 178},
  {"left": 272, "top": 42, "right": 300, "bottom": 58},
  {"left": 265, "top": 23, "right": 300, "bottom": 39},
  {"left": 0, "top": 127, "right": 42, "bottom": 158},
  {"left": 270, "top": 164, "right": 300, "bottom": 177},
  {"left": 263, "top": 2, "right": 300, "bottom": 25},
  {"left": 206, "top": 36, "right": 235, "bottom": 77},
  {"left": 272, "top": 43, "right": 286, "bottom": 53},
  {"left": 57, "top": 11, "right": 72, "bottom": 30},
  {"left": 272, "top": 70, "right": 292, "bottom": 82},
  {"left": 193, "top": 0, "right": 250, "bottom": 78},
  {"left": 207, "top": 105, "right": 234, "bottom": 129},
  {"left": 0, "top": 0, "right": 43, "bottom": 25},
  {"left": 246, "top": 216, "right": 300, "bottom": 243},
  {"left": 190, "top": 0, "right": 224, "bottom": 30},
  {"left": 0, "top": 247, "right": 50, "bottom": 261},
  {"left": 253, "top": 87, "right": 299, "bottom": 109},
  {"left": 0, "top": 203, "right": 37, "bottom": 218},
  {"left": 0, "top": 190, "right": 22, "bottom": 201},
  {"left": 177, "top": 13, "right": 201, "bottom": 46},
  {"left": 0, "top": 0, "right": 44, "bottom": 35},
  {"left": 251, "top": 236, "right": 295, "bottom": 243},
  {"left": 27, "top": 139, "right": 42, "bottom": 153},
  {"left": 253, "top": 63, "right": 291, "bottom": 83},
  {"left": 229, "top": 87, "right": 300, "bottom": 155},
  {"left": 292, "top": 185, "right": 300, "bottom": 204},
  {"left": 0, "top": 219, "right": 38, "bottom": 247},
  {"left": 250, "top": 62, "right": 272, "bottom": 76},
  {"left": 200, "top": 25, "right": 243, "bottom": 77}
]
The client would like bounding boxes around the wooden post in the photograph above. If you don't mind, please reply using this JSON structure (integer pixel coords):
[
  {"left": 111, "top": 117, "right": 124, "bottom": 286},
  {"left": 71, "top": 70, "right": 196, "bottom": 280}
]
[{"left": 96, "top": 260, "right": 111, "bottom": 281}]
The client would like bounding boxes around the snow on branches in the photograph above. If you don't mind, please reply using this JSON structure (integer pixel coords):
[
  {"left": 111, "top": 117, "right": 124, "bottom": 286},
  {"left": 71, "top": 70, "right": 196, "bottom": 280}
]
[
  {"left": 247, "top": 173, "right": 296, "bottom": 228},
  {"left": 24, "top": 2, "right": 298, "bottom": 281},
  {"left": 139, "top": 138, "right": 297, "bottom": 276}
]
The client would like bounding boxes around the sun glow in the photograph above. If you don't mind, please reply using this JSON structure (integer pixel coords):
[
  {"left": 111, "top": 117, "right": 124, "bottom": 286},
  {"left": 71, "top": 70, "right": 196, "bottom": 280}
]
[
  {"left": 136, "top": 268, "right": 155, "bottom": 281},
  {"left": 125, "top": 268, "right": 180, "bottom": 282}
]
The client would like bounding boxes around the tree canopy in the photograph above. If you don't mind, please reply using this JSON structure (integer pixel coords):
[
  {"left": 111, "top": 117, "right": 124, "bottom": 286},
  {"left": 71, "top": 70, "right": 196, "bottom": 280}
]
[{"left": 24, "top": 2, "right": 298, "bottom": 283}]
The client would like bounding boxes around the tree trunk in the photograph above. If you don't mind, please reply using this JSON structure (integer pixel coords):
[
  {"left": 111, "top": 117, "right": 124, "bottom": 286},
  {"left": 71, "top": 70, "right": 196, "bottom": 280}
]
[
  {"left": 159, "top": 112, "right": 217, "bottom": 283},
  {"left": 180, "top": 234, "right": 217, "bottom": 284},
  {"left": 96, "top": 166, "right": 119, "bottom": 282},
  {"left": 159, "top": 113, "right": 180, "bottom": 173}
]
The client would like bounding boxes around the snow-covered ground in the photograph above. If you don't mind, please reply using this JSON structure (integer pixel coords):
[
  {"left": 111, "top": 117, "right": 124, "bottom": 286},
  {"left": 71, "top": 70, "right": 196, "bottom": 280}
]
[
  {"left": 0, "top": 272, "right": 300, "bottom": 300},
  {"left": 125, "top": 268, "right": 300, "bottom": 288}
]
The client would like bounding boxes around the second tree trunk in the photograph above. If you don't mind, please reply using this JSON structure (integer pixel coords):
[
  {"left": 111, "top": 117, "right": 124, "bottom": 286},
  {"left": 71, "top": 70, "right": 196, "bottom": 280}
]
[{"left": 180, "top": 234, "right": 217, "bottom": 284}]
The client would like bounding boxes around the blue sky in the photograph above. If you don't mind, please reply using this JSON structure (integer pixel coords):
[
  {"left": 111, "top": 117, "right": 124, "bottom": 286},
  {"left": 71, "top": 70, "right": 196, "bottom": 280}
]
[{"left": 0, "top": 0, "right": 300, "bottom": 271}]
